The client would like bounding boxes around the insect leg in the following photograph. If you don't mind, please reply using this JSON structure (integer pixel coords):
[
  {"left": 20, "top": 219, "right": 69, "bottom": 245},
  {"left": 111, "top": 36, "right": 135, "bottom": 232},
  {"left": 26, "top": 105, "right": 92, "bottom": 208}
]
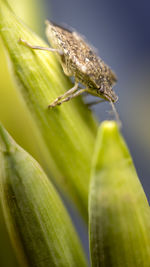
[
  {"left": 86, "top": 99, "right": 106, "bottom": 108},
  {"left": 48, "top": 83, "right": 79, "bottom": 108},
  {"left": 49, "top": 88, "right": 88, "bottom": 108},
  {"left": 18, "top": 38, "right": 63, "bottom": 55}
]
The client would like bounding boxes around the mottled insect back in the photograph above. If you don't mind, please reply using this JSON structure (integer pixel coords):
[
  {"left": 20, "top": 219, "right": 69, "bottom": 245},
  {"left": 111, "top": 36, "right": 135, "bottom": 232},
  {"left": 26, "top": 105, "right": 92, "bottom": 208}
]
[
  {"left": 19, "top": 20, "right": 118, "bottom": 111},
  {"left": 45, "top": 21, "right": 118, "bottom": 104}
]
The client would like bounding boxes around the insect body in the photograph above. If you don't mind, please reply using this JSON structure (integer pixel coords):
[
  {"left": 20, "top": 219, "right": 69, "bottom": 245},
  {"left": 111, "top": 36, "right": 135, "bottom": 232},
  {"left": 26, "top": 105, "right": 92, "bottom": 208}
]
[{"left": 19, "top": 21, "right": 118, "bottom": 108}]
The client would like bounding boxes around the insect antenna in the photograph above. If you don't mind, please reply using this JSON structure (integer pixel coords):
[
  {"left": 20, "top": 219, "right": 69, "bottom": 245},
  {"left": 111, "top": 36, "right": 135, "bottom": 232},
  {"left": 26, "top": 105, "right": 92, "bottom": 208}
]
[{"left": 107, "top": 97, "right": 122, "bottom": 128}]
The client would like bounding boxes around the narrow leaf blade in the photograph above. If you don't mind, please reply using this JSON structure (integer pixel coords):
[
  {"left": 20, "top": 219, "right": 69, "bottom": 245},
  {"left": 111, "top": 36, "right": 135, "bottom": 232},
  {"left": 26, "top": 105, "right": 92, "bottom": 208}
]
[
  {"left": 0, "top": 0, "right": 97, "bottom": 221},
  {"left": 0, "top": 123, "right": 87, "bottom": 267},
  {"left": 89, "top": 121, "right": 150, "bottom": 267}
]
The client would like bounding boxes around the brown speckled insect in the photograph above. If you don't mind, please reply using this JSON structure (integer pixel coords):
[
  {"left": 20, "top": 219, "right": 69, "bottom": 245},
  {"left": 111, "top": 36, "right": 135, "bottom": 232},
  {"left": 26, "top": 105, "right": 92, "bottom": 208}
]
[{"left": 19, "top": 21, "right": 118, "bottom": 110}]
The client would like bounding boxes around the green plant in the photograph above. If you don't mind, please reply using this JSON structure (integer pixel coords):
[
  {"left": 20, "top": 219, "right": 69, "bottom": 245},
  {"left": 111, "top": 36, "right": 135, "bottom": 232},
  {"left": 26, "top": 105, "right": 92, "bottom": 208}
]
[
  {"left": 0, "top": 1, "right": 150, "bottom": 266},
  {"left": 0, "top": 0, "right": 97, "bottom": 222}
]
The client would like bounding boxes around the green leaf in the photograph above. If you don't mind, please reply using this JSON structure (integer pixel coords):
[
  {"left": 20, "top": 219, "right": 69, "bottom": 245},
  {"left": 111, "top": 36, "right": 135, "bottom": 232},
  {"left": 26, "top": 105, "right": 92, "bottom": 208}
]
[
  {"left": 0, "top": 123, "right": 88, "bottom": 267},
  {"left": 89, "top": 121, "right": 150, "bottom": 267},
  {"left": 0, "top": 0, "right": 98, "bottom": 221},
  {"left": 0, "top": 1, "right": 46, "bottom": 267}
]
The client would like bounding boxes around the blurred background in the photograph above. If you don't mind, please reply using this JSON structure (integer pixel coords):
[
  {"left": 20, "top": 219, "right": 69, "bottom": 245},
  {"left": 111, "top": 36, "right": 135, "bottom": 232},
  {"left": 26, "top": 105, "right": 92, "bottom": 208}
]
[{"left": 0, "top": 0, "right": 150, "bottom": 264}]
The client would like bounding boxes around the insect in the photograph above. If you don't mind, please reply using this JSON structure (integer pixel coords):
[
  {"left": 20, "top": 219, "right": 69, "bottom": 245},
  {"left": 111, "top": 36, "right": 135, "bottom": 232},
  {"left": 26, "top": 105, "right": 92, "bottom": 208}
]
[{"left": 19, "top": 21, "right": 119, "bottom": 122}]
